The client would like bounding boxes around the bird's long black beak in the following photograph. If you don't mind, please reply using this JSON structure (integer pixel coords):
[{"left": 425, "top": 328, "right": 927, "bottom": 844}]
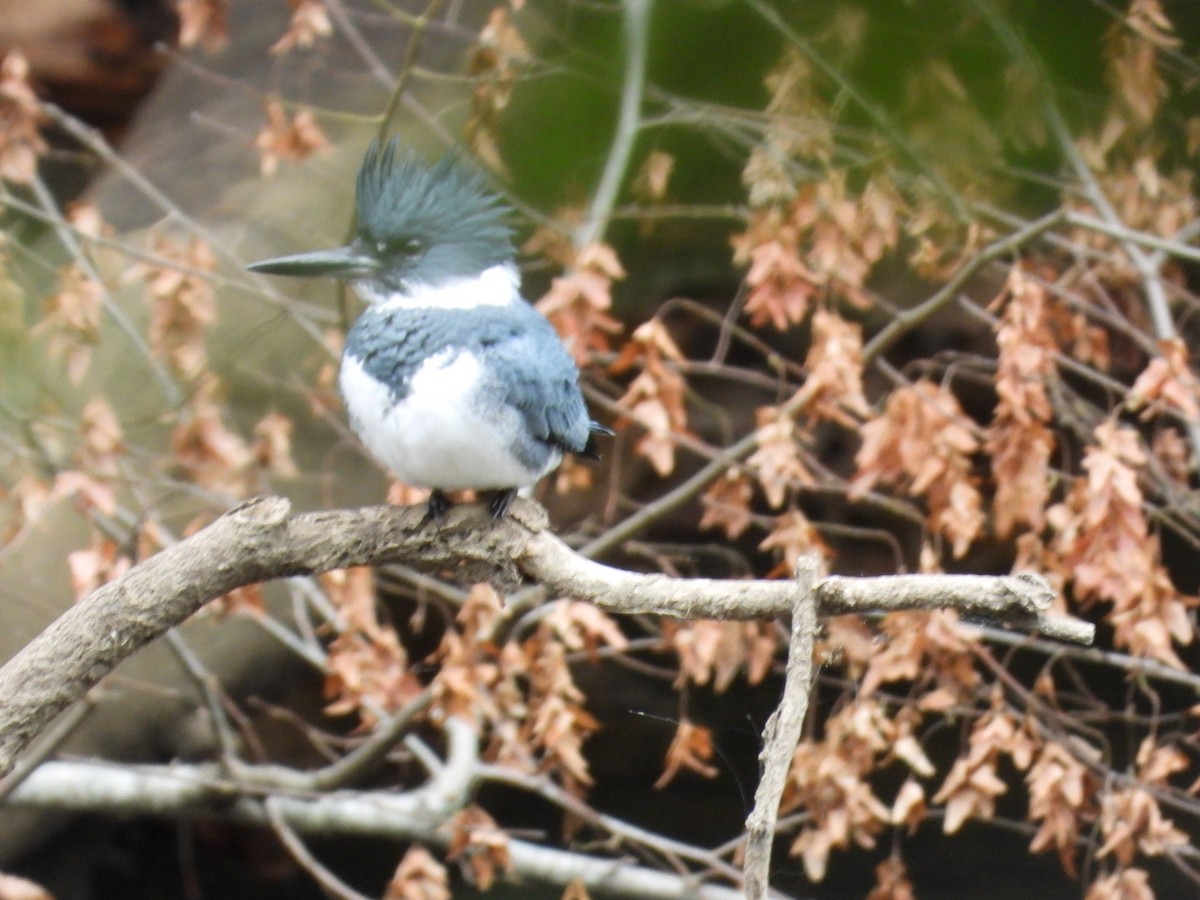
[{"left": 247, "top": 245, "right": 380, "bottom": 279}]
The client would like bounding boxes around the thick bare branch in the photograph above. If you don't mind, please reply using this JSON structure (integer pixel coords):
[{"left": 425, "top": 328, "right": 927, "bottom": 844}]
[
  {"left": 0, "top": 496, "right": 514, "bottom": 777},
  {"left": 0, "top": 496, "right": 1092, "bottom": 779},
  {"left": 8, "top": 752, "right": 744, "bottom": 900}
]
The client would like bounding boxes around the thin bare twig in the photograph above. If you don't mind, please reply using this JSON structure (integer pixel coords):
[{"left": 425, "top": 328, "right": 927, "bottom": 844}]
[
  {"left": 164, "top": 629, "right": 244, "bottom": 769},
  {"left": 26, "top": 173, "right": 182, "bottom": 405},
  {"left": 376, "top": 0, "right": 447, "bottom": 141},
  {"left": 477, "top": 763, "right": 746, "bottom": 885},
  {"left": 235, "top": 688, "right": 434, "bottom": 794},
  {"left": 264, "top": 796, "right": 375, "bottom": 900},
  {"left": 0, "top": 699, "right": 92, "bottom": 803},
  {"left": 862, "top": 209, "right": 1065, "bottom": 367}
]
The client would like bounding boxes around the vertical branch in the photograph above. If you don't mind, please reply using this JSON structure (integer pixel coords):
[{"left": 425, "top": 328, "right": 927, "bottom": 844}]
[
  {"left": 572, "top": 0, "right": 652, "bottom": 250},
  {"left": 743, "top": 554, "right": 821, "bottom": 899},
  {"left": 1048, "top": 106, "right": 1200, "bottom": 468}
]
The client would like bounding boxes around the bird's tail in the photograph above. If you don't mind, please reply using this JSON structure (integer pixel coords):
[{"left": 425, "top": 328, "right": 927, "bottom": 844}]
[{"left": 579, "top": 421, "right": 615, "bottom": 460}]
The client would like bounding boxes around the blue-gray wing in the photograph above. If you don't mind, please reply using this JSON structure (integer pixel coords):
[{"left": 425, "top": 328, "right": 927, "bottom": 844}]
[
  {"left": 347, "top": 301, "right": 605, "bottom": 460},
  {"left": 472, "top": 303, "right": 593, "bottom": 455}
]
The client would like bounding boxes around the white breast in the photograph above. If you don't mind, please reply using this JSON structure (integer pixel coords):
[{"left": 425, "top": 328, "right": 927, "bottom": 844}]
[{"left": 339, "top": 350, "right": 557, "bottom": 490}]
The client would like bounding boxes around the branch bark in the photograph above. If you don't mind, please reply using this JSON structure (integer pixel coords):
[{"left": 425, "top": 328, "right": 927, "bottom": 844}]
[
  {"left": 744, "top": 554, "right": 820, "bottom": 900},
  {"left": 8, "top": 754, "right": 745, "bottom": 900},
  {"left": 0, "top": 496, "right": 1092, "bottom": 780}
]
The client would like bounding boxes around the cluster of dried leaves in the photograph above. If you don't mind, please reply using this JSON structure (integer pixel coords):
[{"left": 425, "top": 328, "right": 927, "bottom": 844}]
[
  {"left": 0, "top": 52, "right": 47, "bottom": 185},
  {"left": 4, "top": 1, "right": 1200, "bottom": 898},
  {"left": 582, "top": 1, "right": 1198, "bottom": 895}
]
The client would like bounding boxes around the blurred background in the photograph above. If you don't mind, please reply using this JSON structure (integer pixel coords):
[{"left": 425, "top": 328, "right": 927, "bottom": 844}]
[{"left": 1, "top": 1, "right": 1199, "bottom": 898}]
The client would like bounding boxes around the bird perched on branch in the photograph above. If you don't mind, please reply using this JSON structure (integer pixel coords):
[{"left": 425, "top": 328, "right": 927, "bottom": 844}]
[{"left": 249, "top": 139, "right": 611, "bottom": 521}]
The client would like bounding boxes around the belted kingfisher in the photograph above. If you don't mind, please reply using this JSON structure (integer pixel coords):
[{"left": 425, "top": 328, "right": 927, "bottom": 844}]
[{"left": 249, "top": 139, "right": 610, "bottom": 520}]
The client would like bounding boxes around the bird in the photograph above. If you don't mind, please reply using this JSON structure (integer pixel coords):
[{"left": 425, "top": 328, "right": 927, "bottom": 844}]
[{"left": 248, "top": 139, "right": 611, "bottom": 522}]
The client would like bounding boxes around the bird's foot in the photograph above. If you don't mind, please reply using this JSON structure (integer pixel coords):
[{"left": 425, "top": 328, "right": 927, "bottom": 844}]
[
  {"left": 424, "top": 489, "right": 452, "bottom": 524},
  {"left": 486, "top": 489, "right": 517, "bottom": 520}
]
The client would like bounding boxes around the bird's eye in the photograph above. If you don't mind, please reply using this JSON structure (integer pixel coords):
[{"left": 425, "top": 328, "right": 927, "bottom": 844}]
[{"left": 374, "top": 237, "right": 424, "bottom": 256}]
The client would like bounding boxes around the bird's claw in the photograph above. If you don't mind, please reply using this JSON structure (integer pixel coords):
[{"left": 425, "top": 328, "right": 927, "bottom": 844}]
[
  {"left": 486, "top": 489, "right": 516, "bottom": 519},
  {"left": 424, "top": 489, "right": 451, "bottom": 524}
]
